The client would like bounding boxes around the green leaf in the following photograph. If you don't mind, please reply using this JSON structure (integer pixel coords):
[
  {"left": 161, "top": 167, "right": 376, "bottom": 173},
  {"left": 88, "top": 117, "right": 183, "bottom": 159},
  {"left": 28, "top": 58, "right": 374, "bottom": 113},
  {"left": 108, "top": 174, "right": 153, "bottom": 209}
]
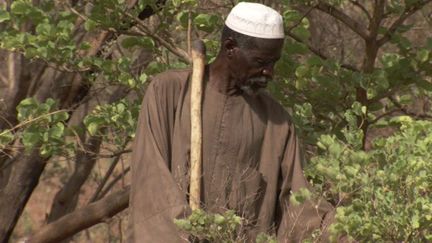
[
  {"left": 84, "top": 19, "right": 98, "bottom": 31},
  {"left": 121, "top": 36, "right": 142, "bottom": 48},
  {"left": 351, "top": 101, "right": 363, "bottom": 116},
  {"left": 417, "top": 79, "right": 432, "bottom": 91},
  {"left": 411, "top": 214, "right": 420, "bottom": 229},
  {"left": 292, "top": 26, "right": 310, "bottom": 41},
  {"left": 52, "top": 111, "right": 69, "bottom": 122},
  {"left": 36, "top": 22, "right": 53, "bottom": 36},
  {"left": 283, "top": 9, "right": 301, "bottom": 23},
  {"left": 79, "top": 42, "right": 91, "bottom": 50},
  {"left": 22, "top": 131, "right": 41, "bottom": 149},
  {"left": 0, "top": 130, "right": 14, "bottom": 145},
  {"left": 284, "top": 42, "right": 308, "bottom": 55},
  {"left": 121, "top": 36, "right": 154, "bottom": 49},
  {"left": 0, "top": 9, "right": 10, "bottom": 23},
  {"left": 11, "top": 1, "right": 30, "bottom": 15},
  {"left": 40, "top": 144, "right": 52, "bottom": 157},
  {"left": 194, "top": 14, "right": 218, "bottom": 33},
  {"left": 139, "top": 73, "right": 148, "bottom": 84},
  {"left": 87, "top": 122, "right": 99, "bottom": 136},
  {"left": 18, "top": 97, "right": 38, "bottom": 107},
  {"left": 49, "top": 123, "right": 65, "bottom": 139},
  {"left": 416, "top": 49, "right": 429, "bottom": 63},
  {"left": 295, "top": 65, "right": 308, "bottom": 78},
  {"left": 176, "top": 10, "right": 189, "bottom": 28},
  {"left": 84, "top": 116, "right": 105, "bottom": 136},
  {"left": 17, "top": 98, "right": 38, "bottom": 121},
  {"left": 426, "top": 37, "right": 432, "bottom": 49}
]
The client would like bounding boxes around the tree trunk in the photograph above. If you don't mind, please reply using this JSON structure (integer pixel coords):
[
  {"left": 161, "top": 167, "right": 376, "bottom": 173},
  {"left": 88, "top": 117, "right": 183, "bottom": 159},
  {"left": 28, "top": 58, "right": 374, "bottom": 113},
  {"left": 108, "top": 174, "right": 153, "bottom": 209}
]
[{"left": 0, "top": 150, "right": 46, "bottom": 243}]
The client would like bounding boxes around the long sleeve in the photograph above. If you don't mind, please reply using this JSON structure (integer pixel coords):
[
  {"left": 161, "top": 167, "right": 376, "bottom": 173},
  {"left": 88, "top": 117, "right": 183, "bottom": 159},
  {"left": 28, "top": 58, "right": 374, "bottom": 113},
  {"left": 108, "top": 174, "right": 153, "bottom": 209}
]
[
  {"left": 277, "top": 123, "right": 334, "bottom": 242},
  {"left": 129, "top": 78, "right": 189, "bottom": 243}
]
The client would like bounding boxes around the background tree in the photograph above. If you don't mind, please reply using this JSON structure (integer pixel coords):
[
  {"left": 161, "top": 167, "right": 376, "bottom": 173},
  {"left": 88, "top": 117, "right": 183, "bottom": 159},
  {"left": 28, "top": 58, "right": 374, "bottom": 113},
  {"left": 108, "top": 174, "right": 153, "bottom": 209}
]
[{"left": 0, "top": 0, "right": 431, "bottom": 242}]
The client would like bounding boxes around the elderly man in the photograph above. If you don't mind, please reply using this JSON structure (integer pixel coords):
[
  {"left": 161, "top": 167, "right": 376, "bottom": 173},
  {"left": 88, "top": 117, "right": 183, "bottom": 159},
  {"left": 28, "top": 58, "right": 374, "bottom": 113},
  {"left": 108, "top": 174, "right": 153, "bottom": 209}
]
[{"left": 130, "top": 2, "right": 334, "bottom": 242}]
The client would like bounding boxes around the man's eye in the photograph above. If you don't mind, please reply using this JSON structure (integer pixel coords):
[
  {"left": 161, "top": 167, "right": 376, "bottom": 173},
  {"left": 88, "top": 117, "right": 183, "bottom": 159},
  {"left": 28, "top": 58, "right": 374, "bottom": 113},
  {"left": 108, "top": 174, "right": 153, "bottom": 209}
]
[{"left": 256, "top": 59, "right": 265, "bottom": 65}]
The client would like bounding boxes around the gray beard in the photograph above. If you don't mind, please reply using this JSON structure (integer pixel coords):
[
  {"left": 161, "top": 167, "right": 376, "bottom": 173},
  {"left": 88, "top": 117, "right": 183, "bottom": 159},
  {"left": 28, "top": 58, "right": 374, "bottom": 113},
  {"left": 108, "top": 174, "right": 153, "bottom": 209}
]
[{"left": 240, "top": 76, "right": 269, "bottom": 95}]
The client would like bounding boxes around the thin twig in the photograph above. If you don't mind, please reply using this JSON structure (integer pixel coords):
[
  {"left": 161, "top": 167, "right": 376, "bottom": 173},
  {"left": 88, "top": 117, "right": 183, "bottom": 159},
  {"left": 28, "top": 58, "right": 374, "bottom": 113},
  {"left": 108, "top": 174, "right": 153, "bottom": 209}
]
[
  {"left": 120, "top": 10, "right": 191, "bottom": 63},
  {"left": 389, "top": 96, "right": 432, "bottom": 119},
  {"left": 314, "top": 2, "right": 369, "bottom": 40},
  {"left": 96, "top": 149, "right": 132, "bottom": 158},
  {"left": 88, "top": 141, "right": 129, "bottom": 203},
  {"left": 350, "top": 0, "right": 372, "bottom": 21},
  {"left": 377, "top": 0, "right": 432, "bottom": 46},
  {"left": 367, "top": 87, "right": 399, "bottom": 104},
  {"left": 67, "top": 2, "right": 190, "bottom": 63},
  {"left": 98, "top": 167, "right": 130, "bottom": 200},
  {"left": 287, "top": 5, "right": 316, "bottom": 32},
  {"left": 285, "top": 31, "right": 360, "bottom": 72},
  {"left": 0, "top": 109, "right": 70, "bottom": 137},
  {"left": 0, "top": 72, "right": 8, "bottom": 86},
  {"left": 187, "top": 11, "right": 192, "bottom": 56},
  {"left": 369, "top": 108, "right": 401, "bottom": 124}
]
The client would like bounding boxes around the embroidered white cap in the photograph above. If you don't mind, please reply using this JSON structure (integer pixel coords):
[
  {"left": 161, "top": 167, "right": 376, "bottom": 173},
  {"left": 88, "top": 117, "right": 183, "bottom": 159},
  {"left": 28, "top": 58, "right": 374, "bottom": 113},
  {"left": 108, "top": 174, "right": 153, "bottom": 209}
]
[{"left": 225, "top": 2, "right": 285, "bottom": 39}]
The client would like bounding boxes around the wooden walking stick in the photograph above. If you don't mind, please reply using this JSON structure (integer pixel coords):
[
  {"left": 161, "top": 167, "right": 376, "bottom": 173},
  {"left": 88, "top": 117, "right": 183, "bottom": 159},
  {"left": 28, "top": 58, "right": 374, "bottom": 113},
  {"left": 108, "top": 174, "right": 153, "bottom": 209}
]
[{"left": 190, "top": 40, "right": 206, "bottom": 210}]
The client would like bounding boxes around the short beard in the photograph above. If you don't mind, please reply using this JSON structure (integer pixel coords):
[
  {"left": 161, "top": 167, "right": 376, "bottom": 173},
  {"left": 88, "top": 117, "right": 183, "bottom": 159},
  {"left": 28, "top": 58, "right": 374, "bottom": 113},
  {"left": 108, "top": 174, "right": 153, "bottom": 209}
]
[{"left": 240, "top": 76, "right": 269, "bottom": 95}]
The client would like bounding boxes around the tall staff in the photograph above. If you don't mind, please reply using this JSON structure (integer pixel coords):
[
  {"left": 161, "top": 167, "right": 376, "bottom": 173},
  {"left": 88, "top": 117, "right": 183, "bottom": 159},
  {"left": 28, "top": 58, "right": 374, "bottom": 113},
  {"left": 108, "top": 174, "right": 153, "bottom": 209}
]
[{"left": 189, "top": 40, "right": 206, "bottom": 210}]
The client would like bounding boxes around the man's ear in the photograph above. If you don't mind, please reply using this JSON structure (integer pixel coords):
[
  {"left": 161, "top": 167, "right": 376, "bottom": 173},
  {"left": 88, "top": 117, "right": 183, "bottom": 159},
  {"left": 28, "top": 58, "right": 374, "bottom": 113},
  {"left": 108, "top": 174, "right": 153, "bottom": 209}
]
[{"left": 223, "top": 38, "right": 238, "bottom": 58}]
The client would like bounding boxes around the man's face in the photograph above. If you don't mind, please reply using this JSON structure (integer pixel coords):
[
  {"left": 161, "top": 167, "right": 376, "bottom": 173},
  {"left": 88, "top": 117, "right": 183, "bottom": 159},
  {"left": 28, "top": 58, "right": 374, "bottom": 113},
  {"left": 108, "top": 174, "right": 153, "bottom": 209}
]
[{"left": 229, "top": 38, "right": 284, "bottom": 92}]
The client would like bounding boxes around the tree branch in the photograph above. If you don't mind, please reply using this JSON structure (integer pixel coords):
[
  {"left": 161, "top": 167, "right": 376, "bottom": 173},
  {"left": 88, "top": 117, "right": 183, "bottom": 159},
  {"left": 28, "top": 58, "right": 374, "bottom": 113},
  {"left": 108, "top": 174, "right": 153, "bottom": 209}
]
[
  {"left": 27, "top": 186, "right": 130, "bottom": 243},
  {"left": 389, "top": 96, "right": 432, "bottom": 119},
  {"left": 369, "top": 0, "right": 386, "bottom": 39},
  {"left": 286, "top": 31, "right": 360, "bottom": 72},
  {"left": 367, "top": 87, "right": 399, "bottom": 104},
  {"left": 88, "top": 141, "right": 129, "bottom": 203},
  {"left": 0, "top": 71, "right": 8, "bottom": 86},
  {"left": 120, "top": 11, "right": 191, "bottom": 63},
  {"left": 287, "top": 5, "right": 315, "bottom": 32},
  {"left": 350, "top": 0, "right": 372, "bottom": 21},
  {"left": 98, "top": 167, "right": 130, "bottom": 200},
  {"left": 377, "top": 0, "right": 432, "bottom": 46},
  {"left": 369, "top": 108, "right": 400, "bottom": 124},
  {"left": 314, "top": 2, "right": 369, "bottom": 40},
  {"left": 67, "top": 2, "right": 190, "bottom": 63}
]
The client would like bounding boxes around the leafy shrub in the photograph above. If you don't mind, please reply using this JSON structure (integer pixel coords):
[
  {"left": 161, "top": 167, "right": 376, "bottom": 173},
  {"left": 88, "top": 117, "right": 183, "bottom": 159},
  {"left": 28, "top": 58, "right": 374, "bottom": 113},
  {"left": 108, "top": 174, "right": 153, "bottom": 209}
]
[
  {"left": 307, "top": 117, "right": 432, "bottom": 242},
  {"left": 174, "top": 209, "right": 243, "bottom": 242}
]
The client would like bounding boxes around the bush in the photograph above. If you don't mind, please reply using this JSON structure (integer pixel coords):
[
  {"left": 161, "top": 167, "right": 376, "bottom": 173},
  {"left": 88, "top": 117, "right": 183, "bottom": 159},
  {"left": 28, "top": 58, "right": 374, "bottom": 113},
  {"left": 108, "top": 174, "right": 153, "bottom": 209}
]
[{"left": 307, "top": 117, "right": 432, "bottom": 242}]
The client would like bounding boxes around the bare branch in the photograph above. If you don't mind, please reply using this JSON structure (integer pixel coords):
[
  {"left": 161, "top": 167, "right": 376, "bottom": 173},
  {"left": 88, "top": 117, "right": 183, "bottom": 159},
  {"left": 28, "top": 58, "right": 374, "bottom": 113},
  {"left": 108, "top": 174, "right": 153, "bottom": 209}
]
[
  {"left": 314, "top": 2, "right": 369, "bottom": 40},
  {"left": 66, "top": 2, "right": 190, "bottom": 63},
  {"left": 389, "top": 96, "right": 432, "bottom": 119},
  {"left": 98, "top": 167, "right": 130, "bottom": 200},
  {"left": 367, "top": 87, "right": 399, "bottom": 104},
  {"left": 287, "top": 5, "right": 316, "bottom": 32},
  {"left": 28, "top": 187, "right": 130, "bottom": 243},
  {"left": 369, "top": 0, "right": 386, "bottom": 39},
  {"left": 377, "top": 0, "right": 432, "bottom": 46},
  {"left": 97, "top": 149, "right": 132, "bottom": 158},
  {"left": 120, "top": 11, "right": 191, "bottom": 63},
  {"left": 7, "top": 52, "right": 16, "bottom": 92},
  {"left": 88, "top": 141, "right": 129, "bottom": 203},
  {"left": 369, "top": 108, "right": 400, "bottom": 124},
  {"left": 0, "top": 110, "right": 70, "bottom": 137},
  {"left": 286, "top": 31, "right": 360, "bottom": 72},
  {"left": 0, "top": 71, "right": 8, "bottom": 85},
  {"left": 350, "top": 0, "right": 372, "bottom": 21}
]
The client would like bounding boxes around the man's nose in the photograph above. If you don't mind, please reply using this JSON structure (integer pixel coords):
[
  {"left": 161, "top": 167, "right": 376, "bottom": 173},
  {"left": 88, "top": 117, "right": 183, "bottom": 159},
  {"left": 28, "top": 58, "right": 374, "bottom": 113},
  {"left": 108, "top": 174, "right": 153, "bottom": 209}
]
[{"left": 262, "top": 65, "right": 274, "bottom": 78}]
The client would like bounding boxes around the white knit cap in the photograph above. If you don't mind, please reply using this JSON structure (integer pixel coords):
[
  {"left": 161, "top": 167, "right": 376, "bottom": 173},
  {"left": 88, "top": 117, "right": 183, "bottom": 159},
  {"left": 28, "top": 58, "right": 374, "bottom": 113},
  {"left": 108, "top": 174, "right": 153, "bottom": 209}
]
[{"left": 225, "top": 2, "right": 284, "bottom": 39}]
